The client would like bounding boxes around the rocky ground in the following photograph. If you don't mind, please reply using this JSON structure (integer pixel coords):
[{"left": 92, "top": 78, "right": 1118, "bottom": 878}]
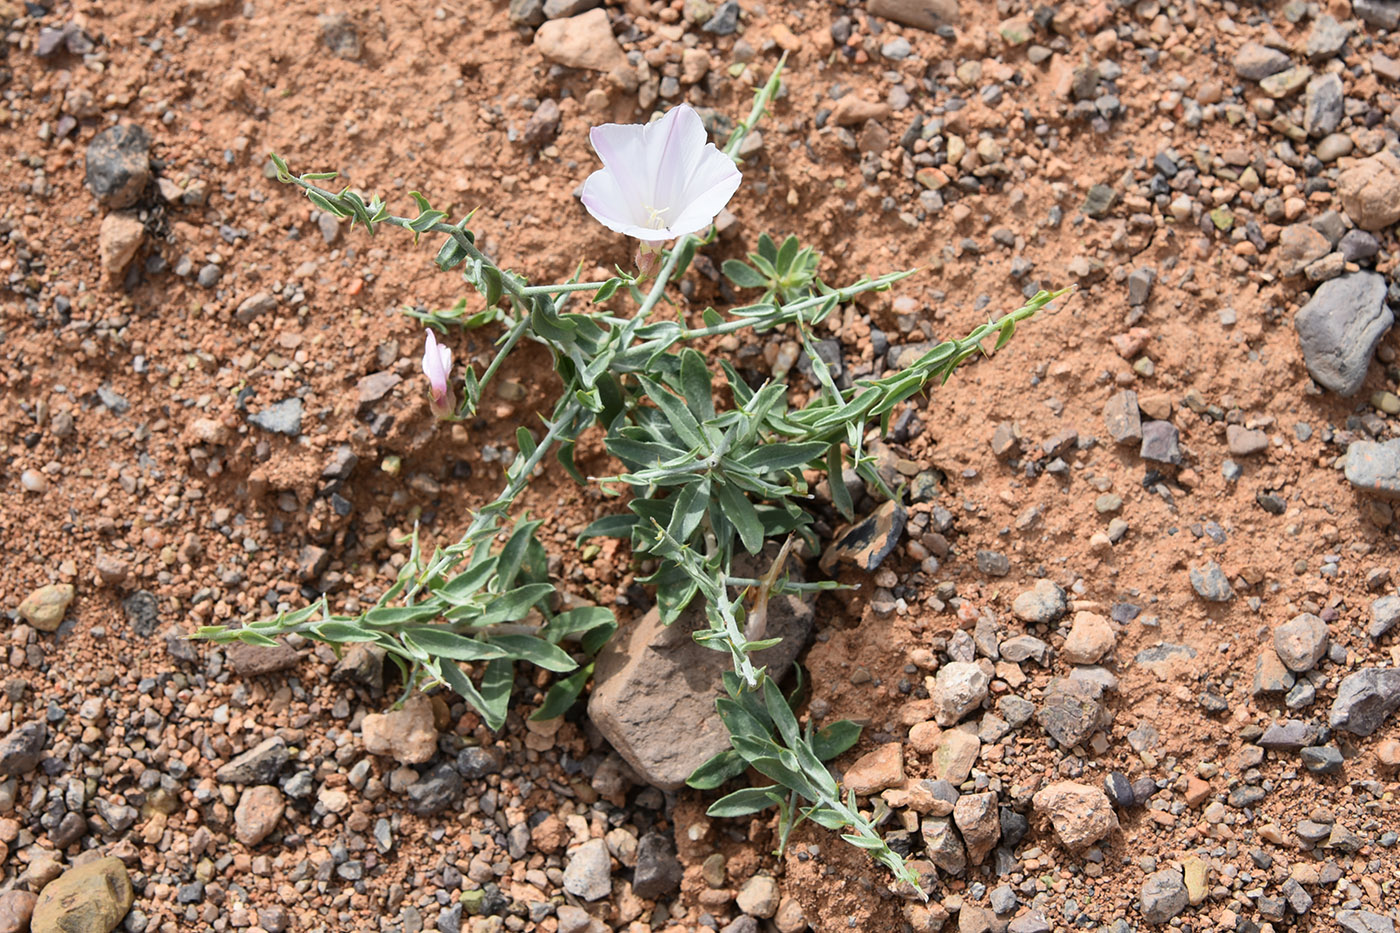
[{"left": 2, "top": 0, "right": 1400, "bottom": 932}]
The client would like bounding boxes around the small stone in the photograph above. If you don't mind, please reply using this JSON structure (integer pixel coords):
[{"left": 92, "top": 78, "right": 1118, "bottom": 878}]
[
  {"left": 85, "top": 125, "right": 150, "bottom": 209},
  {"left": 508, "top": 0, "right": 546, "bottom": 25},
  {"left": 317, "top": 12, "right": 361, "bottom": 59},
  {"left": 931, "top": 662, "right": 990, "bottom": 726},
  {"left": 17, "top": 584, "right": 75, "bottom": 633},
  {"left": 953, "top": 792, "right": 1000, "bottom": 865},
  {"left": 1033, "top": 781, "right": 1118, "bottom": 850},
  {"left": 405, "top": 763, "right": 462, "bottom": 815},
  {"left": 1254, "top": 650, "right": 1297, "bottom": 695},
  {"left": 1139, "top": 421, "right": 1181, "bottom": 464},
  {"left": 1337, "top": 911, "right": 1396, "bottom": 933},
  {"left": 1233, "top": 41, "right": 1291, "bottom": 81},
  {"left": 235, "top": 291, "right": 277, "bottom": 324},
  {"left": 1306, "top": 15, "right": 1350, "bottom": 60},
  {"left": 700, "top": 0, "right": 739, "bottom": 33},
  {"left": 216, "top": 736, "right": 289, "bottom": 784},
  {"left": 1140, "top": 869, "right": 1189, "bottom": 924},
  {"left": 1371, "top": 595, "right": 1400, "bottom": 639},
  {"left": 1330, "top": 668, "right": 1400, "bottom": 736},
  {"left": 1260, "top": 65, "right": 1312, "bottom": 98},
  {"left": 534, "top": 9, "right": 626, "bottom": 72},
  {"left": 361, "top": 694, "right": 438, "bottom": 765},
  {"left": 928, "top": 730, "right": 980, "bottom": 785},
  {"left": 1037, "top": 679, "right": 1107, "bottom": 749},
  {"left": 1062, "top": 612, "right": 1115, "bottom": 665},
  {"left": 1274, "top": 613, "right": 1329, "bottom": 672},
  {"left": 98, "top": 212, "right": 144, "bottom": 280},
  {"left": 1345, "top": 439, "right": 1400, "bottom": 500},
  {"left": 1338, "top": 151, "right": 1400, "bottom": 231},
  {"left": 632, "top": 832, "right": 682, "bottom": 899},
  {"left": 920, "top": 816, "right": 966, "bottom": 876},
  {"left": 0, "top": 722, "right": 47, "bottom": 777},
  {"left": 821, "top": 500, "right": 906, "bottom": 573},
  {"left": 975, "top": 550, "right": 1010, "bottom": 577},
  {"left": 736, "top": 875, "right": 778, "bottom": 919},
  {"left": 1226, "top": 424, "right": 1269, "bottom": 457},
  {"left": 248, "top": 398, "right": 304, "bottom": 436},
  {"left": 1304, "top": 73, "right": 1344, "bottom": 137},
  {"left": 543, "top": 0, "right": 599, "bottom": 17},
  {"left": 1083, "top": 184, "right": 1116, "bottom": 218},
  {"left": 843, "top": 743, "right": 904, "bottom": 795},
  {"left": 867, "top": 0, "right": 959, "bottom": 33},
  {"left": 227, "top": 640, "right": 301, "bottom": 676},
  {"left": 31, "top": 858, "right": 132, "bottom": 933},
  {"left": 1104, "top": 390, "right": 1143, "bottom": 445},
  {"left": 234, "top": 785, "right": 284, "bottom": 846},
  {"left": 1012, "top": 579, "right": 1067, "bottom": 624},
  {"left": 1301, "top": 746, "right": 1344, "bottom": 774},
  {"left": 563, "top": 838, "right": 612, "bottom": 901},
  {"left": 1189, "top": 562, "right": 1234, "bottom": 602},
  {"left": 0, "top": 891, "right": 37, "bottom": 933}
]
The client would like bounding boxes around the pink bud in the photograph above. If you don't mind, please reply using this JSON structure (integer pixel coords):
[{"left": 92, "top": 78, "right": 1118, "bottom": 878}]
[{"left": 422, "top": 330, "right": 455, "bottom": 419}]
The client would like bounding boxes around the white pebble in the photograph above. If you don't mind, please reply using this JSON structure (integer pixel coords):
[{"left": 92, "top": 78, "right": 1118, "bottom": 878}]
[{"left": 20, "top": 470, "right": 48, "bottom": 493}]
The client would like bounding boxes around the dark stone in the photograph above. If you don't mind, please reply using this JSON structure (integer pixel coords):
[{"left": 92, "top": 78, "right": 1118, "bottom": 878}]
[
  {"left": 248, "top": 398, "right": 304, "bottom": 437},
  {"left": 121, "top": 590, "right": 160, "bottom": 637},
  {"left": 1329, "top": 668, "right": 1400, "bottom": 736},
  {"left": 0, "top": 721, "right": 47, "bottom": 777},
  {"left": 406, "top": 763, "right": 462, "bottom": 815},
  {"left": 1104, "top": 771, "right": 1134, "bottom": 808},
  {"left": 85, "top": 125, "right": 151, "bottom": 209},
  {"left": 820, "top": 500, "right": 906, "bottom": 573},
  {"left": 632, "top": 832, "right": 683, "bottom": 899},
  {"left": 701, "top": 0, "right": 739, "bottom": 34},
  {"left": 1037, "top": 679, "right": 1107, "bottom": 749},
  {"left": 1295, "top": 272, "right": 1392, "bottom": 397},
  {"left": 1300, "top": 745, "right": 1344, "bottom": 774},
  {"left": 456, "top": 746, "right": 504, "bottom": 780},
  {"left": 216, "top": 736, "right": 290, "bottom": 784},
  {"left": 1139, "top": 420, "right": 1181, "bottom": 464}
]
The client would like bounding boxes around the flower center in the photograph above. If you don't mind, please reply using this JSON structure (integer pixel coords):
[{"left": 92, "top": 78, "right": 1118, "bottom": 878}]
[{"left": 644, "top": 204, "right": 670, "bottom": 229}]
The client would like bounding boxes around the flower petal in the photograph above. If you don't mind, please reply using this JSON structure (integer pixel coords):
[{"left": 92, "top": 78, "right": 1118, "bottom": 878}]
[
  {"left": 589, "top": 122, "right": 653, "bottom": 214},
  {"left": 581, "top": 168, "right": 652, "bottom": 236},
  {"left": 645, "top": 104, "right": 710, "bottom": 218},
  {"left": 666, "top": 149, "right": 742, "bottom": 238}
]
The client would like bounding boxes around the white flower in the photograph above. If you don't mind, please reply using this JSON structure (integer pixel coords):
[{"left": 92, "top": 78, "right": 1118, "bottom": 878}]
[
  {"left": 580, "top": 103, "right": 742, "bottom": 243},
  {"left": 421, "top": 330, "right": 455, "bottom": 419}
]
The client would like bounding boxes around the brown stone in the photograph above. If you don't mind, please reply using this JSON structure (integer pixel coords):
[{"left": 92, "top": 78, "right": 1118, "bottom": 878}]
[
  {"left": 31, "top": 858, "right": 132, "bottom": 933},
  {"left": 534, "top": 9, "right": 626, "bottom": 73},
  {"left": 1033, "top": 782, "right": 1119, "bottom": 850},
  {"left": 17, "top": 584, "right": 75, "bottom": 633},
  {"left": 843, "top": 743, "right": 905, "bottom": 795},
  {"left": 226, "top": 639, "right": 301, "bottom": 676},
  {"left": 361, "top": 693, "right": 439, "bottom": 765},
  {"left": 233, "top": 785, "right": 284, "bottom": 846},
  {"left": 868, "top": 0, "right": 960, "bottom": 32}
]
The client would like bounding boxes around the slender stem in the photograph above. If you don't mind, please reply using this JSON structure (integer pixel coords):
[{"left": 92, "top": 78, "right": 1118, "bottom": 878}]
[
  {"left": 474, "top": 312, "right": 531, "bottom": 402},
  {"left": 519, "top": 280, "right": 617, "bottom": 296}
]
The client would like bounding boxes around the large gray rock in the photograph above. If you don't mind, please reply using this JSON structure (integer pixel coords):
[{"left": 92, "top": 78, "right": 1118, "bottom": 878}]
[
  {"left": 0, "top": 722, "right": 47, "bottom": 778},
  {"left": 1346, "top": 439, "right": 1400, "bottom": 501},
  {"left": 1338, "top": 910, "right": 1397, "bottom": 933},
  {"left": 588, "top": 558, "right": 813, "bottom": 790},
  {"left": 1139, "top": 869, "right": 1189, "bottom": 924},
  {"left": 85, "top": 125, "right": 150, "bottom": 209},
  {"left": 1295, "top": 272, "right": 1392, "bottom": 396},
  {"left": 1329, "top": 668, "right": 1400, "bottom": 736}
]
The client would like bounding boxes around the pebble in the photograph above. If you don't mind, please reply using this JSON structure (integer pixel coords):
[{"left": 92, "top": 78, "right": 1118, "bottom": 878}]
[
  {"left": 820, "top": 500, "right": 906, "bottom": 573},
  {"left": 1061, "top": 612, "right": 1115, "bottom": 665},
  {"left": 361, "top": 694, "right": 439, "bottom": 765},
  {"left": 84, "top": 125, "right": 150, "bottom": 209},
  {"left": 317, "top": 12, "right": 361, "bottom": 59},
  {"left": 248, "top": 398, "right": 304, "bottom": 436},
  {"left": 1371, "top": 595, "right": 1400, "bottom": 639},
  {"left": 1139, "top": 420, "right": 1181, "bottom": 464},
  {"left": 1329, "top": 668, "right": 1400, "bottom": 736},
  {"left": 1032, "top": 782, "right": 1118, "bottom": 850},
  {"left": 405, "top": 763, "right": 462, "bottom": 815},
  {"left": 1139, "top": 869, "right": 1188, "bottom": 924},
  {"left": 843, "top": 743, "right": 905, "bottom": 794},
  {"left": 1189, "top": 562, "right": 1234, "bottom": 602},
  {"left": 1337, "top": 911, "right": 1396, "bottom": 933},
  {"left": 234, "top": 785, "right": 284, "bottom": 846},
  {"left": 736, "top": 875, "right": 779, "bottom": 918},
  {"left": 1296, "top": 272, "right": 1393, "bottom": 397},
  {"left": 1011, "top": 579, "right": 1067, "bottom": 624},
  {"left": 0, "top": 722, "right": 47, "bottom": 778},
  {"left": 17, "top": 584, "right": 74, "bottom": 633},
  {"left": 98, "top": 212, "right": 145, "bottom": 280},
  {"left": 632, "top": 832, "right": 682, "bottom": 898},
  {"left": 1345, "top": 439, "right": 1400, "bottom": 500},
  {"left": 953, "top": 792, "right": 1000, "bottom": 865},
  {"left": 0, "top": 891, "right": 37, "bottom": 933},
  {"left": 931, "top": 662, "right": 990, "bottom": 726},
  {"left": 867, "top": 0, "right": 959, "bottom": 32},
  {"left": 1274, "top": 613, "right": 1329, "bottom": 672},
  {"left": 1225, "top": 424, "right": 1268, "bottom": 457},
  {"left": 1304, "top": 73, "right": 1343, "bottom": 137},
  {"left": 216, "top": 736, "right": 289, "bottom": 784},
  {"left": 1037, "top": 679, "right": 1107, "bottom": 749},
  {"left": 1233, "top": 41, "right": 1291, "bottom": 81},
  {"left": 533, "top": 9, "right": 625, "bottom": 71},
  {"left": 1338, "top": 151, "right": 1400, "bottom": 230},
  {"left": 562, "top": 838, "right": 612, "bottom": 901},
  {"left": 31, "top": 858, "right": 132, "bottom": 933}
]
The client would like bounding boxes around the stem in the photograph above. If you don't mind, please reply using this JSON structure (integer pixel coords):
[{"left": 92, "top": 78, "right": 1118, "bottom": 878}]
[
  {"left": 475, "top": 312, "right": 531, "bottom": 401},
  {"left": 519, "top": 280, "right": 617, "bottom": 296}
]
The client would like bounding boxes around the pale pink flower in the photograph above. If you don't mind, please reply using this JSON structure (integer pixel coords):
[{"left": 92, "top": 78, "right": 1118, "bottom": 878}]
[
  {"left": 580, "top": 103, "right": 742, "bottom": 243},
  {"left": 422, "top": 330, "right": 454, "bottom": 419}
]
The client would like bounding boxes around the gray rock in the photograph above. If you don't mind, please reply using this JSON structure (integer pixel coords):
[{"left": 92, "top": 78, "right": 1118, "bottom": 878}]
[
  {"left": 217, "top": 737, "right": 290, "bottom": 784},
  {"left": 976, "top": 550, "right": 1010, "bottom": 577},
  {"left": 1295, "top": 272, "right": 1393, "bottom": 396},
  {"left": 1329, "top": 668, "right": 1400, "bottom": 736},
  {"left": 1008, "top": 912, "right": 1051, "bottom": 933},
  {"left": 1139, "top": 420, "right": 1181, "bottom": 464},
  {"left": 456, "top": 746, "right": 503, "bottom": 780},
  {"left": 820, "top": 500, "right": 906, "bottom": 573},
  {"left": 1083, "top": 184, "right": 1116, "bottom": 218},
  {"left": 1307, "top": 15, "right": 1350, "bottom": 60},
  {"left": 1140, "top": 869, "right": 1189, "bottom": 924},
  {"left": 701, "top": 0, "right": 739, "bottom": 34},
  {"left": 235, "top": 292, "right": 278, "bottom": 324},
  {"left": 1301, "top": 745, "right": 1344, "bottom": 773},
  {"left": 1011, "top": 579, "right": 1067, "bottom": 624},
  {"left": 508, "top": 0, "right": 546, "bottom": 25},
  {"left": 1127, "top": 268, "right": 1155, "bottom": 306},
  {"left": 406, "top": 763, "right": 462, "bottom": 815},
  {"left": 1134, "top": 643, "right": 1197, "bottom": 668},
  {"left": 1037, "top": 679, "right": 1107, "bottom": 749},
  {"left": 1258, "top": 719, "right": 1319, "bottom": 751},
  {"left": 318, "top": 12, "right": 361, "bottom": 59},
  {"left": 633, "top": 832, "right": 682, "bottom": 899},
  {"left": 932, "top": 662, "right": 990, "bottom": 726},
  {"left": 1354, "top": 0, "right": 1400, "bottom": 29},
  {"left": 562, "top": 838, "right": 612, "bottom": 901},
  {"left": 85, "top": 125, "right": 151, "bottom": 209},
  {"left": 999, "top": 635, "right": 1050, "bottom": 665},
  {"left": 1274, "top": 613, "right": 1329, "bottom": 672},
  {"left": 867, "top": 0, "right": 959, "bottom": 32},
  {"left": 1233, "top": 41, "right": 1292, "bottom": 80},
  {"left": 1372, "top": 595, "right": 1400, "bottom": 639},
  {"left": 920, "top": 815, "right": 966, "bottom": 876},
  {"left": 1345, "top": 439, "right": 1400, "bottom": 500},
  {"left": 543, "top": 0, "right": 598, "bottom": 17},
  {"left": 121, "top": 590, "right": 160, "bottom": 637},
  {"left": 588, "top": 552, "right": 813, "bottom": 790},
  {"left": 1338, "top": 910, "right": 1397, "bottom": 933},
  {"left": 212, "top": 734, "right": 287, "bottom": 784},
  {"left": 1305, "top": 73, "right": 1344, "bottom": 138},
  {"left": 1189, "top": 562, "right": 1234, "bottom": 602},
  {"left": 0, "top": 722, "right": 47, "bottom": 777},
  {"left": 1340, "top": 229, "right": 1380, "bottom": 263},
  {"left": 248, "top": 398, "right": 304, "bottom": 436},
  {"left": 1104, "top": 389, "right": 1142, "bottom": 446}
]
